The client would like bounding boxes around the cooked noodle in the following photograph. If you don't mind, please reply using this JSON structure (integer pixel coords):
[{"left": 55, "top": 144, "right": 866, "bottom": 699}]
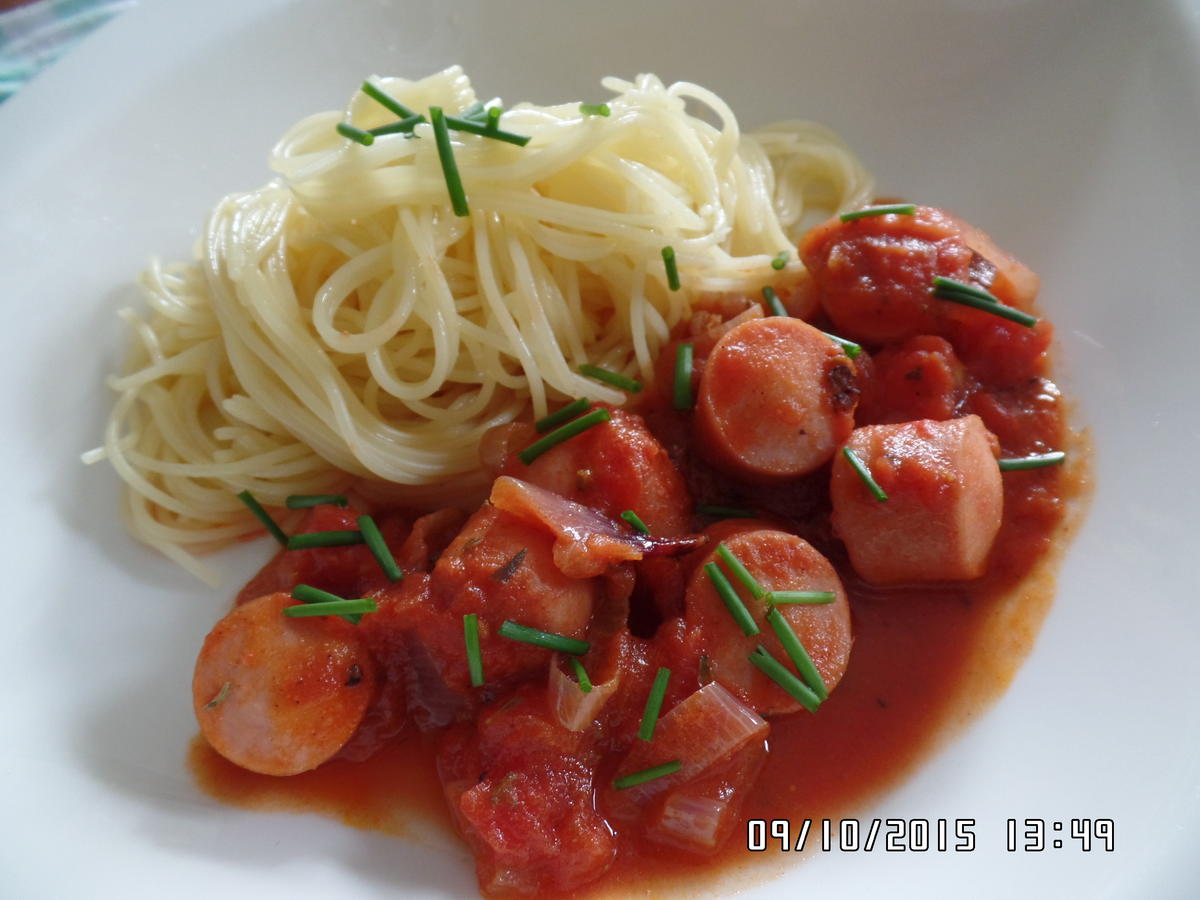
[{"left": 85, "top": 67, "right": 873, "bottom": 583}]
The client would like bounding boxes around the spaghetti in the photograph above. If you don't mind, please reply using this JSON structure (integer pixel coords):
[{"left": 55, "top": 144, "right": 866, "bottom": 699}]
[{"left": 85, "top": 67, "right": 873, "bottom": 582}]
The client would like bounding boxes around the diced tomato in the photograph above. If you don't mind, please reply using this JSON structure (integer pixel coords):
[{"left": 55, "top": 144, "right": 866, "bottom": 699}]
[
  {"left": 236, "top": 505, "right": 411, "bottom": 605},
  {"left": 492, "top": 407, "right": 693, "bottom": 536},
  {"left": 966, "top": 379, "right": 1064, "bottom": 455},
  {"left": 800, "top": 205, "right": 1039, "bottom": 346},
  {"left": 948, "top": 316, "right": 1054, "bottom": 386},
  {"left": 423, "top": 505, "right": 599, "bottom": 692},
  {"left": 857, "top": 335, "right": 968, "bottom": 424},
  {"left": 438, "top": 686, "right": 616, "bottom": 895}
]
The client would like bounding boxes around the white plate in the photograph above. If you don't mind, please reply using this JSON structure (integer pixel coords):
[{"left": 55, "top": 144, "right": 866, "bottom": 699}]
[{"left": 2, "top": 0, "right": 1198, "bottom": 897}]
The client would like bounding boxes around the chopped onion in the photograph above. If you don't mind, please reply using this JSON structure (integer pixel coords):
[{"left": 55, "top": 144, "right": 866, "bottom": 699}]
[
  {"left": 613, "top": 682, "right": 767, "bottom": 803},
  {"left": 710, "top": 302, "right": 763, "bottom": 339},
  {"left": 646, "top": 740, "right": 766, "bottom": 853},
  {"left": 549, "top": 656, "right": 621, "bottom": 732},
  {"left": 489, "top": 476, "right": 703, "bottom": 578},
  {"left": 649, "top": 793, "right": 730, "bottom": 853}
]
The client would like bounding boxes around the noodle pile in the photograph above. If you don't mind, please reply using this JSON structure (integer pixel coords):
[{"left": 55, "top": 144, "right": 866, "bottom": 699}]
[{"left": 86, "top": 67, "right": 873, "bottom": 583}]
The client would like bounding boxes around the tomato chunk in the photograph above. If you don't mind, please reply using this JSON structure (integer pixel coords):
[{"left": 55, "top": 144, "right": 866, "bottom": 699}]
[
  {"left": 857, "top": 335, "right": 968, "bottom": 424},
  {"left": 489, "top": 406, "right": 692, "bottom": 535},
  {"left": 235, "top": 505, "right": 410, "bottom": 604},
  {"left": 800, "top": 205, "right": 1038, "bottom": 345},
  {"left": 423, "top": 504, "right": 599, "bottom": 691},
  {"left": 438, "top": 687, "right": 615, "bottom": 895}
]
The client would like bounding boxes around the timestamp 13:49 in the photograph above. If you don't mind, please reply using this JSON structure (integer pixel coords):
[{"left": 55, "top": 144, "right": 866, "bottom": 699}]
[
  {"left": 745, "top": 817, "right": 1116, "bottom": 852},
  {"left": 1008, "top": 818, "right": 1115, "bottom": 851}
]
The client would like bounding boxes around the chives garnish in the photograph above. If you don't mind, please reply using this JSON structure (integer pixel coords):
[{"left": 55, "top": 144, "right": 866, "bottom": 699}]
[
  {"left": 518, "top": 407, "right": 612, "bottom": 465},
  {"left": 534, "top": 397, "right": 590, "bottom": 433},
  {"left": 569, "top": 655, "right": 593, "bottom": 693},
  {"left": 336, "top": 122, "right": 375, "bottom": 146},
  {"left": 285, "top": 493, "right": 348, "bottom": 509},
  {"left": 358, "top": 514, "right": 403, "bottom": 582},
  {"left": 998, "top": 450, "right": 1067, "bottom": 471},
  {"left": 292, "top": 583, "right": 363, "bottom": 624},
  {"left": 283, "top": 597, "right": 377, "bottom": 620},
  {"left": 931, "top": 276, "right": 1038, "bottom": 328},
  {"left": 703, "top": 561, "right": 760, "bottom": 636},
  {"left": 822, "top": 330, "right": 863, "bottom": 360},
  {"left": 672, "top": 343, "right": 694, "bottom": 411},
  {"left": 696, "top": 503, "right": 756, "bottom": 519},
  {"left": 498, "top": 620, "right": 590, "bottom": 655},
  {"left": 236, "top": 490, "right": 288, "bottom": 547},
  {"left": 485, "top": 106, "right": 502, "bottom": 130},
  {"left": 715, "top": 542, "right": 766, "bottom": 601},
  {"left": 580, "top": 103, "right": 611, "bottom": 117},
  {"left": 579, "top": 363, "right": 643, "bottom": 393},
  {"left": 661, "top": 246, "right": 681, "bottom": 291},
  {"left": 460, "top": 101, "right": 485, "bottom": 121},
  {"left": 749, "top": 646, "right": 821, "bottom": 713},
  {"left": 765, "top": 607, "right": 829, "bottom": 701},
  {"left": 638, "top": 667, "right": 672, "bottom": 742},
  {"left": 842, "top": 447, "right": 888, "bottom": 502},
  {"left": 620, "top": 510, "right": 650, "bottom": 534},
  {"left": 464, "top": 614, "right": 484, "bottom": 687},
  {"left": 771, "top": 251, "right": 789, "bottom": 270},
  {"left": 444, "top": 114, "right": 531, "bottom": 146},
  {"left": 287, "top": 529, "right": 366, "bottom": 550},
  {"left": 361, "top": 80, "right": 419, "bottom": 119},
  {"left": 839, "top": 203, "right": 917, "bottom": 222},
  {"left": 292, "top": 584, "right": 345, "bottom": 605},
  {"left": 367, "top": 114, "right": 424, "bottom": 136},
  {"left": 762, "top": 285, "right": 788, "bottom": 317},
  {"left": 766, "top": 590, "right": 836, "bottom": 605},
  {"left": 429, "top": 106, "right": 469, "bottom": 217},
  {"left": 614, "top": 759, "right": 682, "bottom": 790}
]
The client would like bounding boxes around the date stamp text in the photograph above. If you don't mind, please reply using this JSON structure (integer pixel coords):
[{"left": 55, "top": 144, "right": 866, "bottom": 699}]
[{"left": 747, "top": 818, "right": 1115, "bottom": 852}]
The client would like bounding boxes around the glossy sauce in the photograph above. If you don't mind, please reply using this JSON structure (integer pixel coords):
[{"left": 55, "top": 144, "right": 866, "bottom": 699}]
[
  {"left": 190, "top": 729, "right": 449, "bottom": 838},
  {"left": 191, "top": 437, "right": 1088, "bottom": 898},
  {"left": 190, "top": 204, "right": 1089, "bottom": 895}
]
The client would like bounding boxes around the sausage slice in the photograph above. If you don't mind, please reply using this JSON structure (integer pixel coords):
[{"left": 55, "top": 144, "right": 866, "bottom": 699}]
[
  {"left": 831, "top": 415, "right": 1003, "bottom": 584},
  {"left": 684, "top": 527, "right": 852, "bottom": 716},
  {"left": 193, "top": 592, "right": 377, "bottom": 776},
  {"left": 695, "top": 317, "right": 858, "bottom": 479}
]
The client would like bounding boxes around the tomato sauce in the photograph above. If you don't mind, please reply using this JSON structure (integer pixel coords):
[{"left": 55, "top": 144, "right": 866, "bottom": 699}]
[
  {"left": 189, "top": 205, "right": 1091, "bottom": 897},
  {"left": 190, "top": 730, "right": 450, "bottom": 839},
  {"left": 191, "top": 452, "right": 1087, "bottom": 895}
]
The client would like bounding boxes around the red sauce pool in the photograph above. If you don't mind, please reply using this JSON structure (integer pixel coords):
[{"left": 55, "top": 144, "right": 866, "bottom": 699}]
[
  {"left": 190, "top": 208, "right": 1089, "bottom": 895},
  {"left": 190, "top": 433, "right": 1090, "bottom": 897}
]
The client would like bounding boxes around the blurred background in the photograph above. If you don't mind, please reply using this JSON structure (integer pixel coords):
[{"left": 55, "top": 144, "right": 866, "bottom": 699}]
[{"left": 0, "top": 0, "right": 133, "bottom": 103}]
